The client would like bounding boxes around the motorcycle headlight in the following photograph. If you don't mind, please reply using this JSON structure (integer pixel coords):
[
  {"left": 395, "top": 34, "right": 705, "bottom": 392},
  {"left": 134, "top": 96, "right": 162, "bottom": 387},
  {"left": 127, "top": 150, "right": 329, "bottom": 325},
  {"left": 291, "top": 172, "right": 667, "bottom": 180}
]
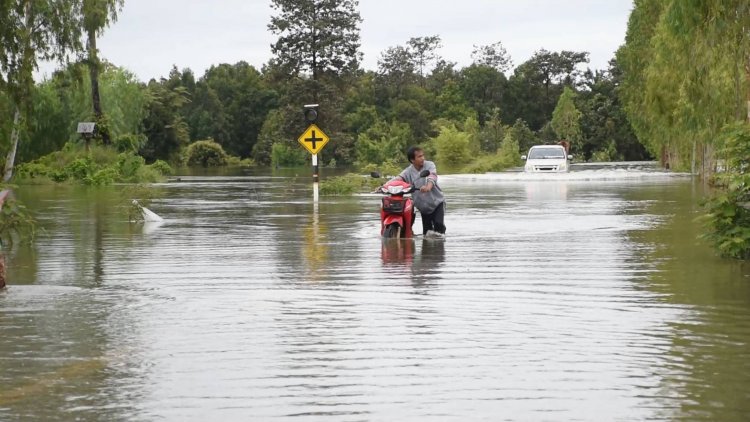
[{"left": 387, "top": 185, "right": 404, "bottom": 194}]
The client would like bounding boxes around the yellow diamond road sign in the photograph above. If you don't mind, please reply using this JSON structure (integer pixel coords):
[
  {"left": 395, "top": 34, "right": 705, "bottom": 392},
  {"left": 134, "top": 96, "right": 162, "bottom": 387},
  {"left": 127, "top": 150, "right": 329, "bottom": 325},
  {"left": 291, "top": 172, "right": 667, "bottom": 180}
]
[{"left": 298, "top": 124, "right": 329, "bottom": 155}]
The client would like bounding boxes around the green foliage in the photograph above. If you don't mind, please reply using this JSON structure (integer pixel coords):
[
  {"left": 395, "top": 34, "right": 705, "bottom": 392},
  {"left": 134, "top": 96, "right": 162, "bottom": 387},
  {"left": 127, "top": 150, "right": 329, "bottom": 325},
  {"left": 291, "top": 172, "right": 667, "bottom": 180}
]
[
  {"left": 577, "top": 70, "right": 648, "bottom": 162},
  {"left": 471, "top": 42, "right": 513, "bottom": 72},
  {"left": 270, "top": 143, "right": 306, "bottom": 168},
  {"left": 20, "top": 64, "right": 148, "bottom": 163},
  {"left": 434, "top": 80, "right": 477, "bottom": 123},
  {"left": 462, "top": 131, "right": 522, "bottom": 173},
  {"left": 590, "top": 140, "right": 620, "bottom": 162},
  {"left": 459, "top": 64, "right": 507, "bottom": 125},
  {"left": 701, "top": 123, "right": 750, "bottom": 259},
  {"left": 268, "top": 0, "right": 363, "bottom": 78},
  {"left": 551, "top": 86, "right": 582, "bottom": 150},
  {"left": 252, "top": 106, "right": 305, "bottom": 166},
  {"left": 509, "top": 118, "right": 539, "bottom": 154},
  {"left": 114, "top": 133, "right": 146, "bottom": 153},
  {"left": 185, "top": 140, "right": 229, "bottom": 167},
  {"left": 478, "top": 108, "right": 505, "bottom": 153},
  {"left": 185, "top": 62, "right": 278, "bottom": 158},
  {"left": 140, "top": 79, "right": 190, "bottom": 163},
  {"left": 354, "top": 119, "right": 412, "bottom": 168},
  {"left": 65, "top": 156, "right": 95, "bottom": 181},
  {"left": 497, "top": 131, "right": 522, "bottom": 167},
  {"left": 14, "top": 145, "right": 168, "bottom": 185},
  {"left": 617, "top": 0, "right": 744, "bottom": 171},
  {"left": 433, "top": 124, "right": 472, "bottom": 169},
  {"left": 505, "top": 49, "right": 589, "bottom": 130},
  {"left": 320, "top": 173, "right": 380, "bottom": 196},
  {"left": 117, "top": 152, "right": 146, "bottom": 181},
  {"left": 462, "top": 155, "right": 507, "bottom": 173},
  {"left": 150, "top": 159, "right": 173, "bottom": 175},
  {"left": 0, "top": 195, "right": 38, "bottom": 246}
]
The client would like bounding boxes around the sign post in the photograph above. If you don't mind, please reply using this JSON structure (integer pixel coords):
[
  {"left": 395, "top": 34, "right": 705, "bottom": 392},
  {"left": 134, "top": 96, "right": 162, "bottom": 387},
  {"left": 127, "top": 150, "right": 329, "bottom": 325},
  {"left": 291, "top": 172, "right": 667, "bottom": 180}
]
[
  {"left": 298, "top": 105, "right": 329, "bottom": 203},
  {"left": 77, "top": 122, "right": 96, "bottom": 152}
]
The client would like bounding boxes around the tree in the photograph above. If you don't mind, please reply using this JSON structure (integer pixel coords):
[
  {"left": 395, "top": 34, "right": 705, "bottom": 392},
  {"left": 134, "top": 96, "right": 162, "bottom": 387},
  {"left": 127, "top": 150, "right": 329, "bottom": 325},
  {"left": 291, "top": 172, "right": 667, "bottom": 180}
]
[
  {"left": 551, "top": 86, "right": 582, "bottom": 151},
  {"left": 617, "top": 0, "right": 747, "bottom": 171},
  {"left": 459, "top": 63, "right": 507, "bottom": 124},
  {"left": 376, "top": 45, "right": 420, "bottom": 103},
  {"left": 479, "top": 107, "right": 505, "bottom": 153},
  {"left": 188, "top": 62, "right": 277, "bottom": 158},
  {"left": 268, "top": 0, "right": 362, "bottom": 81},
  {"left": 140, "top": 79, "right": 190, "bottom": 163},
  {"left": 407, "top": 35, "right": 442, "bottom": 82},
  {"left": 354, "top": 119, "right": 412, "bottom": 167},
  {"left": 577, "top": 62, "right": 647, "bottom": 161},
  {"left": 471, "top": 41, "right": 512, "bottom": 73},
  {"left": 497, "top": 130, "right": 522, "bottom": 167},
  {"left": 433, "top": 124, "right": 472, "bottom": 168},
  {"left": 515, "top": 49, "right": 589, "bottom": 115},
  {"left": 20, "top": 62, "right": 147, "bottom": 163},
  {"left": 509, "top": 118, "right": 538, "bottom": 154},
  {"left": 0, "top": 0, "right": 83, "bottom": 181},
  {"left": 80, "top": 0, "right": 123, "bottom": 144}
]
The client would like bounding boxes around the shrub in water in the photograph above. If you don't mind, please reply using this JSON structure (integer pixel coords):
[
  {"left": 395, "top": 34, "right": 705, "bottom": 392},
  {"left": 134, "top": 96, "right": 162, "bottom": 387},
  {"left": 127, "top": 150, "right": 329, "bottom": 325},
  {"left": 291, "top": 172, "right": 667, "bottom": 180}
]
[
  {"left": 150, "top": 160, "right": 173, "bottom": 176},
  {"left": 185, "top": 140, "right": 229, "bottom": 167},
  {"left": 701, "top": 123, "right": 750, "bottom": 259}
]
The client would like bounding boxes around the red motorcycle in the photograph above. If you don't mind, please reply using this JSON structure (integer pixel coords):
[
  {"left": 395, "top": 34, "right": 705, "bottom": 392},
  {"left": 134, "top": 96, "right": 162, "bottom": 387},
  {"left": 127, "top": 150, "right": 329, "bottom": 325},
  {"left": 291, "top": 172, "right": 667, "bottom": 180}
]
[{"left": 375, "top": 170, "right": 429, "bottom": 238}]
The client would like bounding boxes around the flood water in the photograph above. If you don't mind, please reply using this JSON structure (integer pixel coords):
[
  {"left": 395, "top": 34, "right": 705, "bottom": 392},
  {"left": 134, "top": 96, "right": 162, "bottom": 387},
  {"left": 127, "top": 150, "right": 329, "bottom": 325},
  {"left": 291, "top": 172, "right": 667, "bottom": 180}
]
[{"left": 2, "top": 165, "right": 750, "bottom": 421}]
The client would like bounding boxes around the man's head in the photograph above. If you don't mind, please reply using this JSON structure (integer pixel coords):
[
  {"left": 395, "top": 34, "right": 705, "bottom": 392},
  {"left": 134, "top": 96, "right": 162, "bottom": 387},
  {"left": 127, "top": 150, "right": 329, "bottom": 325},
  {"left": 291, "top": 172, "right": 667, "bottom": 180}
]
[{"left": 407, "top": 146, "right": 425, "bottom": 168}]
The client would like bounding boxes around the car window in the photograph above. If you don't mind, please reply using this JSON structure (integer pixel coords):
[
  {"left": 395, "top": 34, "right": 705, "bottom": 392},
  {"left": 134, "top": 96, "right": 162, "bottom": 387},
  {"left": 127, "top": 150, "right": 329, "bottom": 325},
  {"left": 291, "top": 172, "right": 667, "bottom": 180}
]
[{"left": 528, "top": 147, "right": 565, "bottom": 159}]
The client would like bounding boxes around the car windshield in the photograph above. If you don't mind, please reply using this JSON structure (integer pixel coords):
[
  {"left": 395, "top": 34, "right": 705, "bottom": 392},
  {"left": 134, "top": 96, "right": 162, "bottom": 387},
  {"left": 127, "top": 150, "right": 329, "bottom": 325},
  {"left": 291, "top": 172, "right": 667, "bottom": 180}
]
[{"left": 528, "top": 147, "right": 565, "bottom": 159}]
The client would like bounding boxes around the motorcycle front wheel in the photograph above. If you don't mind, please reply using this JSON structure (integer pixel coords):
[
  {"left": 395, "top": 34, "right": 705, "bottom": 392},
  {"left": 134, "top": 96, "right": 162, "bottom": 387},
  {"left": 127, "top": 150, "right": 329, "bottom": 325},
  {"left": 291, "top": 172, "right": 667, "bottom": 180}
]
[{"left": 383, "top": 223, "right": 401, "bottom": 238}]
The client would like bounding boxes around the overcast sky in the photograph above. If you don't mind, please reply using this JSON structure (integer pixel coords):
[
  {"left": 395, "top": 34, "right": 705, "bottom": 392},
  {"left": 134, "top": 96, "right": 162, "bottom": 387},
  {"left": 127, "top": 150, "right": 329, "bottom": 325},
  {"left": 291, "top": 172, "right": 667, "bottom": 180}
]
[{"left": 39, "top": 0, "right": 635, "bottom": 82}]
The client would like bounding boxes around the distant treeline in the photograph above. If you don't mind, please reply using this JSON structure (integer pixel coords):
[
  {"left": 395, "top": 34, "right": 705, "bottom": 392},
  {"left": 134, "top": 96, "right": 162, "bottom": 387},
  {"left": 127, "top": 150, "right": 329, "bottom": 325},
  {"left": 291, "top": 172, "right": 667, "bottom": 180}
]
[{"left": 1, "top": 0, "right": 648, "bottom": 176}]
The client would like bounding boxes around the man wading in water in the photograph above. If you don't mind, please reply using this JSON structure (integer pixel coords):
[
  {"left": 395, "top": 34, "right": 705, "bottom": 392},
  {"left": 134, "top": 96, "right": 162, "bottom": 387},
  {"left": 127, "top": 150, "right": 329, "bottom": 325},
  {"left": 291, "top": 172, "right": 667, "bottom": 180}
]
[{"left": 391, "top": 146, "right": 446, "bottom": 237}]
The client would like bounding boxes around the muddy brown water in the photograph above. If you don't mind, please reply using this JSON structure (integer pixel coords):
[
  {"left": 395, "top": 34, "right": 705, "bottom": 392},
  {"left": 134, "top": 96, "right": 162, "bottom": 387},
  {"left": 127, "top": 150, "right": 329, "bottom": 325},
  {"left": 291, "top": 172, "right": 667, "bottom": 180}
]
[{"left": 1, "top": 166, "right": 749, "bottom": 421}]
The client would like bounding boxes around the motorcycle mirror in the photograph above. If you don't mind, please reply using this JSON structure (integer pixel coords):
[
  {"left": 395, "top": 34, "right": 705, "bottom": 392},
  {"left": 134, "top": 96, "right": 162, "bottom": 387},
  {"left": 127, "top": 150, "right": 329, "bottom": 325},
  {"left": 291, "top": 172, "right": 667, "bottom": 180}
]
[
  {"left": 419, "top": 169, "right": 430, "bottom": 178},
  {"left": 370, "top": 171, "right": 381, "bottom": 178}
]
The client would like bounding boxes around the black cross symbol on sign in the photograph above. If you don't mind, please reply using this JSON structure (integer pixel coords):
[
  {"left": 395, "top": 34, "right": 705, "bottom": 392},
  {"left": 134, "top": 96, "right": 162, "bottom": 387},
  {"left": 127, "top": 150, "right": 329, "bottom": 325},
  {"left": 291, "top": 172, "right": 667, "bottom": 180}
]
[{"left": 305, "top": 130, "right": 324, "bottom": 149}]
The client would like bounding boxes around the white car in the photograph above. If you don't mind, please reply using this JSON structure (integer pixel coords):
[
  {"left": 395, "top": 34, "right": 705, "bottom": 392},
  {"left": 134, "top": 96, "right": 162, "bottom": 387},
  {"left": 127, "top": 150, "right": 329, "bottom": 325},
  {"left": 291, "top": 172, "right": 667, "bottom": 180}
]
[{"left": 522, "top": 145, "right": 572, "bottom": 173}]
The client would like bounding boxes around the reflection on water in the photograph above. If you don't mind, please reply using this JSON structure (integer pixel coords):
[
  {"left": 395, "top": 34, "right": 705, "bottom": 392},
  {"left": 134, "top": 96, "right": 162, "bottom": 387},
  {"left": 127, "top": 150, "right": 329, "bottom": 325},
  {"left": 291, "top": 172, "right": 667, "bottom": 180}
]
[{"left": 1, "top": 169, "right": 749, "bottom": 421}]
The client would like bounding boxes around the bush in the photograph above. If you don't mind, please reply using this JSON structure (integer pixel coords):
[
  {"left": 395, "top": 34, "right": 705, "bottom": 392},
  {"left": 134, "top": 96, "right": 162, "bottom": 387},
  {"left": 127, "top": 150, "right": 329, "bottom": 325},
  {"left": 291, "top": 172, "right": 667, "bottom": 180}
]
[
  {"left": 15, "top": 162, "right": 52, "bottom": 179},
  {"left": 433, "top": 124, "right": 472, "bottom": 168},
  {"left": 114, "top": 134, "right": 146, "bottom": 153},
  {"left": 117, "top": 153, "right": 147, "bottom": 182},
  {"left": 701, "top": 123, "right": 750, "bottom": 259},
  {"left": 320, "top": 173, "right": 381, "bottom": 196},
  {"left": 150, "top": 160, "right": 173, "bottom": 176},
  {"left": 90, "top": 167, "right": 119, "bottom": 185},
  {"left": 590, "top": 139, "right": 620, "bottom": 162},
  {"left": 227, "top": 156, "right": 255, "bottom": 167},
  {"left": 64, "top": 157, "right": 95, "bottom": 181},
  {"left": 185, "top": 140, "right": 229, "bottom": 167},
  {"left": 13, "top": 144, "right": 168, "bottom": 185},
  {"left": 0, "top": 194, "right": 37, "bottom": 246},
  {"left": 271, "top": 143, "right": 307, "bottom": 167},
  {"left": 462, "top": 155, "right": 507, "bottom": 173}
]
